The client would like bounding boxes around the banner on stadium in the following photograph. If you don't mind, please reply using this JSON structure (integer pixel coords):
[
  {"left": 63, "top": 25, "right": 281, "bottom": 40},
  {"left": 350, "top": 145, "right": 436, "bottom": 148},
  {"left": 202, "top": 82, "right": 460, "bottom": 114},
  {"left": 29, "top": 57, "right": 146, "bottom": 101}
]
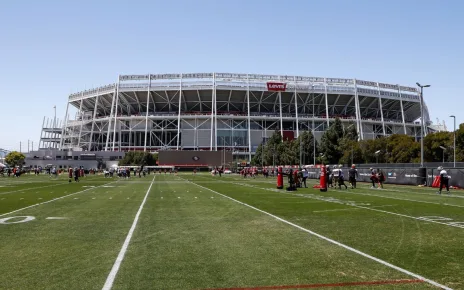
[{"left": 267, "top": 82, "right": 287, "bottom": 92}]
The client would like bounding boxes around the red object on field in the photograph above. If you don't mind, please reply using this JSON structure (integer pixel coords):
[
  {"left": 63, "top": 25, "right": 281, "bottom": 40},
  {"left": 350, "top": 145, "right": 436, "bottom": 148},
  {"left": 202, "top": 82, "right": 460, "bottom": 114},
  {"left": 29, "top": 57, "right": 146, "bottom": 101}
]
[
  {"left": 313, "top": 184, "right": 322, "bottom": 188},
  {"left": 68, "top": 168, "right": 73, "bottom": 178},
  {"left": 319, "top": 165, "right": 327, "bottom": 192},
  {"left": 277, "top": 166, "right": 283, "bottom": 189},
  {"left": 431, "top": 175, "right": 440, "bottom": 188}
]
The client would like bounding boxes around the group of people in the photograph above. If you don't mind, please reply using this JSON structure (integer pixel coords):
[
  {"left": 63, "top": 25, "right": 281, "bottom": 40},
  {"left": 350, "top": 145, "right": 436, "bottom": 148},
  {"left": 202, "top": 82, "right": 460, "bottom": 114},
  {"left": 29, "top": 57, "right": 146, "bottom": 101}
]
[
  {"left": 0, "top": 167, "right": 22, "bottom": 177},
  {"left": 284, "top": 168, "right": 310, "bottom": 190},
  {"left": 326, "top": 164, "right": 360, "bottom": 189}
]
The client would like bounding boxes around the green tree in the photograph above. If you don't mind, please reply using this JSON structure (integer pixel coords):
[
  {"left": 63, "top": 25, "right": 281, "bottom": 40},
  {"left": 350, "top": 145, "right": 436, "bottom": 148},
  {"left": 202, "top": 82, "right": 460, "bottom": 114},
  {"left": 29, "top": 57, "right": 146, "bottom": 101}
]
[
  {"left": 455, "top": 123, "right": 464, "bottom": 162},
  {"left": 251, "top": 144, "right": 264, "bottom": 166},
  {"left": 359, "top": 137, "right": 387, "bottom": 164},
  {"left": 262, "top": 131, "right": 282, "bottom": 165},
  {"left": 385, "top": 134, "right": 420, "bottom": 163},
  {"left": 5, "top": 151, "right": 26, "bottom": 167},
  {"left": 119, "top": 152, "right": 157, "bottom": 166},
  {"left": 297, "top": 131, "right": 317, "bottom": 165},
  {"left": 423, "top": 131, "right": 452, "bottom": 162},
  {"left": 339, "top": 139, "right": 363, "bottom": 165},
  {"left": 319, "top": 118, "right": 344, "bottom": 164}
]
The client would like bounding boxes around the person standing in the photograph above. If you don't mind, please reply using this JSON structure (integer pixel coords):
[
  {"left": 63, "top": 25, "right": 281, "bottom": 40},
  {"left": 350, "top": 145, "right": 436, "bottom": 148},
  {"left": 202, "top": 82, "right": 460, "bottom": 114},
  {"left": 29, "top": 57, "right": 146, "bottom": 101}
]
[
  {"left": 370, "top": 168, "right": 378, "bottom": 188},
  {"left": 338, "top": 165, "right": 348, "bottom": 189},
  {"left": 302, "top": 168, "right": 308, "bottom": 188},
  {"left": 348, "top": 164, "right": 358, "bottom": 189},
  {"left": 437, "top": 166, "right": 450, "bottom": 194},
  {"left": 378, "top": 169, "right": 385, "bottom": 189}
]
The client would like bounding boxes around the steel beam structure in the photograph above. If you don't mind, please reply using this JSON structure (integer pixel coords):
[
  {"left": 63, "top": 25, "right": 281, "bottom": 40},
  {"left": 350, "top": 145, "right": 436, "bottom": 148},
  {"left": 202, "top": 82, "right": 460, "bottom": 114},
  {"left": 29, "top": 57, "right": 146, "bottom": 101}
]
[{"left": 54, "top": 73, "right": 426, "bottom": 159}]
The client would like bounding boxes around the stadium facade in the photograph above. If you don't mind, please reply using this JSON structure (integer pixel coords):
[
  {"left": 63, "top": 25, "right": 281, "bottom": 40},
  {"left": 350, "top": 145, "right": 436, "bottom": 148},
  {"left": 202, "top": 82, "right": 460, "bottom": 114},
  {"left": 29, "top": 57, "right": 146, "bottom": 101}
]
[{"left": 39, "top": 73, "right": 430, "bottom": 162}]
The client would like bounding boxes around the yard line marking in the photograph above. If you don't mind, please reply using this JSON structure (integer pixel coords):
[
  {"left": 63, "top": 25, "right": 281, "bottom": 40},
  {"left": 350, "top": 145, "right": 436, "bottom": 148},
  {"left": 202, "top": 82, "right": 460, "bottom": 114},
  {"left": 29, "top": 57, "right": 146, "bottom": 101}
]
[
  {"left": 313, "top": 205, "right": 395, "bottom": 213},
  {"left": 0, "top": 183, "right": 62, "bottom": 195},
  {"left": 46, "top": 217, "right": 68, "bottom": 220},
  {"left": 184, "top": 179, "right": 452, "bottom": 290},
  {"left": 0, "top": 181, "right": 118, "bottom": 218},
  {"left": 228, "top": 180, "right": 464, "bottom": 230},
  {"left": 329, "top": 188, "right": 464, "bottom": 209},
  {"left": 203, "top": 278, "right": 423, "bottom": 289},
  {"left": 213, "top": 176, "right": 464, "bottom": 210},
  {"left": 102, "top": 175, "right": 156, "bottom": 290},
  {"left": 313, "top": 208, "right": 361, "bottom": 213}
]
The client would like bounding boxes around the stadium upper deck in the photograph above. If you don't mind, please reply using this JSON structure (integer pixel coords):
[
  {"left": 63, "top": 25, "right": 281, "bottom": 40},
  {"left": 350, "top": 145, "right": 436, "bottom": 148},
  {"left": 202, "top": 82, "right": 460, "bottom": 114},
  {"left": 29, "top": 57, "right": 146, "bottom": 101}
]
[{"left": 41, "top": 73, "right": 429, "bottom": 160}]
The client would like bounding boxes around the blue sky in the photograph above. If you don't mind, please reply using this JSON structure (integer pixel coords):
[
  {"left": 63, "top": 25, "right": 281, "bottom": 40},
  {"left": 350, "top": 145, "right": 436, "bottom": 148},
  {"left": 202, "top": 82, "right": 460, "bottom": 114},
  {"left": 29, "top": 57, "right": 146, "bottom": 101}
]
[{"left": 0, "top": 0, "right": 463, "bottom": 151}]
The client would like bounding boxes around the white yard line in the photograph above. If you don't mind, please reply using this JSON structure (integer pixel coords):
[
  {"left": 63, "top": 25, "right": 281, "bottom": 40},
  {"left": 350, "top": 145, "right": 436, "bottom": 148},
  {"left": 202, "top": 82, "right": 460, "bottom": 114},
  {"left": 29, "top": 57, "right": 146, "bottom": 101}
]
[
  {"left": 102, "top": 175, "right": 156, "bottom": 290},
  {"left": 0, "top": 181, "right": 118, "bottom": 218},
  {"left": 313, "top": 204, "right": 396, "bottom": 213},
  {"left": 199, "top": 178, "right": 464, "bottom": 229},
  {"left": 220, "top": 176, "right": 464, "bottom": 209},
  {"left": 329, "top": 188, "right": 464, "bottom": 209},
  {"left": 183, "top": 178, "right": 452, "bottom": 290},
  {"left": 0, "top": 183, "right": 63, "bottom": 195}
]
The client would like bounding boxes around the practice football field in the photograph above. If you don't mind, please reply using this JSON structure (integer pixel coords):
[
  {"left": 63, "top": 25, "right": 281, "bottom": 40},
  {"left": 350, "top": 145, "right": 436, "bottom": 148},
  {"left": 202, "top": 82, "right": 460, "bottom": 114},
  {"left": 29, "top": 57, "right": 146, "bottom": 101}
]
[{"left": 1, "top": 173, "right": 463, "bottom": 290}]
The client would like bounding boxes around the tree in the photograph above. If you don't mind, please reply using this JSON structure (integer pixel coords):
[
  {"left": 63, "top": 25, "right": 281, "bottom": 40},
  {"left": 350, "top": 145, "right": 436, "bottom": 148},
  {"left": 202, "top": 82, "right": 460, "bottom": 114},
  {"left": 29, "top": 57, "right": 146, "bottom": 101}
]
[
  {"left": 319, "top": 118, "right": 345, "bottom": 164},
  {"left": 297, "top": 131, "right": 317, "bottom": 165},
  {"left": 338, "top": 139, "right": 363, "bottom": 165},
  {"left": 359, "top": 137, "right": 387, "bottom": 164},
  {"left": 385, "top": 134, "right": 420, "bottom": 163},
  {"left": 343, "top": 123, "right": 358, "bottom": 141},
  {"left": 5, "top": 151, "right": 25, "bottom": 167},
  {"left": 423, "top": 131, "right": 452, "bottom": 162},
  {"left": 262, "top": 131, "right": 282, "bottom": 165},
  {"left": 251, "top": 144, "right": 263, "bottom": 166},
  {"left": 119, "top": 152, "right": 157, "bottom": 166}
]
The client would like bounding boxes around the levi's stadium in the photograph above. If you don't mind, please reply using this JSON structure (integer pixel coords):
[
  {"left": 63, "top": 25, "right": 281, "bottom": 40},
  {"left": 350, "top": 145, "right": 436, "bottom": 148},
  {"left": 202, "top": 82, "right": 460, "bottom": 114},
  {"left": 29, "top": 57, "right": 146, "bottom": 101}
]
[{"left": 37, "top": 72, "right": 429, "bottom": 164}]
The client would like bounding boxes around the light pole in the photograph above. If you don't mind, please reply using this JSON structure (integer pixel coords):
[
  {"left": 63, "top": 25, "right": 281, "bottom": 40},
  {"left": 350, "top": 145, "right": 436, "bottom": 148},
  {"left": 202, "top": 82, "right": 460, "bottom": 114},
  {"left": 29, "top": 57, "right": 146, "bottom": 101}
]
[
  {"left": 439, "top": 146, "right": 446, "bottom": 163},
  {"left": 416, "top": 83, "right": 430, "bottom": 167},
  {"left": 375, "top": 150, "right": 380, "bottom": 164},
  {"left": 311, "top": 84, "right": 316, "bottom": 165},
  {"left": 53, "top": 105, "right": 57, "bottom": 149},
  {"left": 450, "top": 115, "right": 456, "bottom": 167}
]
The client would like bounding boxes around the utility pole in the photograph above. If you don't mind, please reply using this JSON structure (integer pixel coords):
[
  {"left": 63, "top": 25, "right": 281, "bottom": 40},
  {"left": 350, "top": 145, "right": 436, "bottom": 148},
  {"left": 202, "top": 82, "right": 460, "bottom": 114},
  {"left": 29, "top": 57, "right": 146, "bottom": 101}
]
[{"left": 450, "top": 115, "right": 456, "bottom": 168}]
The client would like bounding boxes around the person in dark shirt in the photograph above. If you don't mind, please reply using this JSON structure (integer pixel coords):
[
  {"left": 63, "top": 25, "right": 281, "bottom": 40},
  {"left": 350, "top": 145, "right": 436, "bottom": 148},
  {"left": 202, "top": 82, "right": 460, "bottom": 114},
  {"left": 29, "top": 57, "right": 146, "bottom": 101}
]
[
  {"left": 348, "top": 164, "right": 358, "bottom": 189},
  {"left": 378, "top": 169, "right": 385, "bottom": 189}
]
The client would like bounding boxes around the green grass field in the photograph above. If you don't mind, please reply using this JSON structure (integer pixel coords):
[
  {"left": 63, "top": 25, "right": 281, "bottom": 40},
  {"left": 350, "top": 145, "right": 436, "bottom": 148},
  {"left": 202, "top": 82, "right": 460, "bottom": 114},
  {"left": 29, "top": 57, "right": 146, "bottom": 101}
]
[{"left": 1, "top": 172, "right": 463, "bottom": 290}]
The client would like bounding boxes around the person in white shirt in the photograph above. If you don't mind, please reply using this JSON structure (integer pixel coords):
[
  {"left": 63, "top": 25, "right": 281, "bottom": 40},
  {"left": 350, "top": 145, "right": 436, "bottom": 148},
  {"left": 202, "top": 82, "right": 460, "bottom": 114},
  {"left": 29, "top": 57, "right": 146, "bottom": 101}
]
[
  {"left": 302, "top": 168, "right": 309, "bottom": 188},
  {"left": 437, "top": 166, "right": 450, "bottom": 194}
]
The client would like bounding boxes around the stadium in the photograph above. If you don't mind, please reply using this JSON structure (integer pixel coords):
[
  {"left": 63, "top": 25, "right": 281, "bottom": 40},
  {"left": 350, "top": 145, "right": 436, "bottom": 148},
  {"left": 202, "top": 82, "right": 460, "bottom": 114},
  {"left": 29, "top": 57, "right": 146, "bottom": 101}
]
[{"left": 41, "top": 73, "right": 429, "bottom": 162}]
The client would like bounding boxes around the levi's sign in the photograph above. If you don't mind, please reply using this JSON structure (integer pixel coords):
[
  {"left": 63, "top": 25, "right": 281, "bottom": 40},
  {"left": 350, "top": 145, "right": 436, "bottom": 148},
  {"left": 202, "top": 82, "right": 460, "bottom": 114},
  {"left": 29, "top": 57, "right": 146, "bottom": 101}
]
[{"left": 267, "top": 82, "right": 287, "bottom": 92}]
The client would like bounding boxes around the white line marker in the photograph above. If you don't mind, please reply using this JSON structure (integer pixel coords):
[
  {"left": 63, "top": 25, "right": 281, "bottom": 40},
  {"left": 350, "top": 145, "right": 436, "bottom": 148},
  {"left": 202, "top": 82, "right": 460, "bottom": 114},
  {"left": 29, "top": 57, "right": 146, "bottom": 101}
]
[
  {"left": 0, "top": 183, "right": 61, "bottom": 195},
  {"left": 183, "top": 179, "right": 452, "bottom": 290},
  {"left": 216, "top": 179, "right": 464, "bottom": 230},
  {"left": 102, "top": 175, "right": 155, "bottom": 290},
  {"left": 46, "top": 217, "right": 68, "bottom": 220},
  {"left": 0, "top": 181, "right": 118, "bottom": 218},
  {"left": 74, "top": 198, "right": 79, "bottom": 200},
  {"left": 92, "top": 198, "right": 96, "bottom": 199},
  {"left": 20, "top": 198, "right": 24, "bottom": 200}
]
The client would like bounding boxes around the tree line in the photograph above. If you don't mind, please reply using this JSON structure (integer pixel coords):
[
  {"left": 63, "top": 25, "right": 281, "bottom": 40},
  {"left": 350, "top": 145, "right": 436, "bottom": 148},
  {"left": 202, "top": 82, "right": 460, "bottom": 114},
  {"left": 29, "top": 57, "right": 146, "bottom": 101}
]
[{"left": 252, "top": 118, "right": 464, "bottom": 166}]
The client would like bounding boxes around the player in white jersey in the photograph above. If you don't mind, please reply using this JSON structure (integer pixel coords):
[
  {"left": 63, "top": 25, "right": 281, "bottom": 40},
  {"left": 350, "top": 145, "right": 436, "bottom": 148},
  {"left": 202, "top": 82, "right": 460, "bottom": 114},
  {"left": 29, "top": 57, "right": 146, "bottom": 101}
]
[{"left": 437, "top": 166, "right": 450, "bottom": 194}]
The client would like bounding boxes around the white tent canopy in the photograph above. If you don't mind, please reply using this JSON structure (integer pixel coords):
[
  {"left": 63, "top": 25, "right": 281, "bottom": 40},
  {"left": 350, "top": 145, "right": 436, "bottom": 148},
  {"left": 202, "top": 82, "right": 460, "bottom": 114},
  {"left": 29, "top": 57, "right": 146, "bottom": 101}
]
[{"left": 0, "top": 163, "right": 6, "bottom": 167}]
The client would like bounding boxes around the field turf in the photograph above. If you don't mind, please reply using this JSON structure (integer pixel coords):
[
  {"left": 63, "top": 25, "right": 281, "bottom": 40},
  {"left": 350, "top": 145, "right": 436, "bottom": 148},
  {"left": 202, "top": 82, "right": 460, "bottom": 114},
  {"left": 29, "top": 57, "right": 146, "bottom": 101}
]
[{"left": 1, "top": 173, "right": 463, "bottom": 290}]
